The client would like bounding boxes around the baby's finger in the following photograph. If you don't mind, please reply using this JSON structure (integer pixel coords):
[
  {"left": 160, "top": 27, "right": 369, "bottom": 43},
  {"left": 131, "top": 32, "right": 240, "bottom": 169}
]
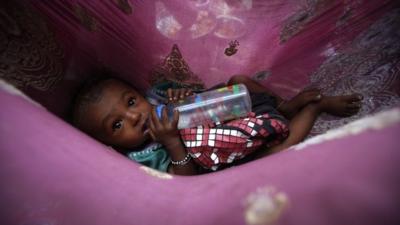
[
  {"left": 173, "top": 89, "right": 179, "bottom": 101},
  {"left": 148, "top": 129, "right": 156, "bottom": 141},
  {"left": 149, "top": 107, "right": 158, "bottom": 126},
  {"left": 161, "top": 106, "right": 170, "bottom": 124},
  {"left": 172, "top": 109, "right": 179, "bottom": 128},
  {"left": 185, "top": 89, "right": 193, "bottom": 96},
  {"left": 151, "top": 106, "right": 162, "bottom": 129},
  {"left": 167, "top": 88, "right": 173, "bottom": 102},
  {"left": 149, "top": 114, "right": 156, "bottom": 130},
  {"left": 178, "top": 88, "right": 186, "bottom": 99}
]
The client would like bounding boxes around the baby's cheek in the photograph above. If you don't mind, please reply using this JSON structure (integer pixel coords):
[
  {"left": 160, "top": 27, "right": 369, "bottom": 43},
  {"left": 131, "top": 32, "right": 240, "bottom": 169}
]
[
  {"left": 124, "top": 130, "right": 146, "bottom": 147},
  {"left": 142, "top": 100, "right": 152, "bottom": 113}
]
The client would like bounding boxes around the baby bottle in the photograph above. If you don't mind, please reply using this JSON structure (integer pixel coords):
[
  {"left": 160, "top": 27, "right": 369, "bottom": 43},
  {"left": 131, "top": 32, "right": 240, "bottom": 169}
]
[{"left": 156, "top": 84, "right": 252, "bottom": 129}]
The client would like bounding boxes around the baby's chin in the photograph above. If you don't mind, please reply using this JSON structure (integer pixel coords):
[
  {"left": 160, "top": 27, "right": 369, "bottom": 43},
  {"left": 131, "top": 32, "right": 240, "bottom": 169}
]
[{"left": 134, "top": 133, "right": 152, "bottom": 147}]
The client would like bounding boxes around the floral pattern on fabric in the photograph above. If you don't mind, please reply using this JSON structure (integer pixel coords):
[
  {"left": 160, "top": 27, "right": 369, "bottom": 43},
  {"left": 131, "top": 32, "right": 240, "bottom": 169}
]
[
  {"left": 0, "top": 2, "right": 64, "bottom": 91},
  {"left": 180, "top": 112, "right": 289, "bottom": 170},
  {"left": 308, "top": 9, "right": 400, "bottom": 136},
  {"left": 150, "top": 44, "right": 205, "bottom": 92}
]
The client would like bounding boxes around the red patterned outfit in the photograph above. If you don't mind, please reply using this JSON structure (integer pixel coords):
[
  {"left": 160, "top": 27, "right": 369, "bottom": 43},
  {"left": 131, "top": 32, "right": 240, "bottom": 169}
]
[{"left": 180, "top": 92, "right": 289, "bottom": 170}]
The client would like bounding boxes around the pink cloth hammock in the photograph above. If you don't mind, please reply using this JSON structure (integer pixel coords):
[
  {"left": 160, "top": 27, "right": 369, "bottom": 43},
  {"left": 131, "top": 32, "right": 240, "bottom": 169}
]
[{"left": 1, "top": 0, "right": 400, "bottom": 224}]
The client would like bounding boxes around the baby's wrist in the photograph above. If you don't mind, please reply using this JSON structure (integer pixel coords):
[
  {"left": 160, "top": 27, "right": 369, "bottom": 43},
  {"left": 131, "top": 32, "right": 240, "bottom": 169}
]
[
  {"left": 162, "top": 136, "right": 182, "bottom": 148},
  {"left": 163, "top": 138, "right": 189, "bottom": 162}
]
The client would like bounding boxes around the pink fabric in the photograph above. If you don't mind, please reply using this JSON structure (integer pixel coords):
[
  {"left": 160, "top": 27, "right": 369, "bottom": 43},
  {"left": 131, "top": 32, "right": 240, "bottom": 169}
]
[
  {"left": 26, "top": 0, "right": 398, "bottom": 118},
  {"left": 1, "top": 87, "right": 400, "bottom": 225},
  {"left": 1, "top": 1, "right": 400, "bottom": 224}
]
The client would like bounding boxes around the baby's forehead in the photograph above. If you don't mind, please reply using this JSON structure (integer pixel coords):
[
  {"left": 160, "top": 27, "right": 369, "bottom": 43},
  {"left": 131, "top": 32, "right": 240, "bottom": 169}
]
[
  {"left": 77, "top": 88, "right": 115, "bottom": 131},
  {"left": 79, "top": 80, "right": 134, "bottom": 121},
  {"left": 97, "top": 79, "right": 138, "bottom": 98}
]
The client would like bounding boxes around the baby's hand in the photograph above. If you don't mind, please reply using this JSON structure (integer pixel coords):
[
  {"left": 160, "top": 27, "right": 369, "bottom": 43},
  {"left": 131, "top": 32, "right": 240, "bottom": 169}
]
[
  {"left": 148, "top": 106, "right": 180, "bottom": 146},
  {"left": 167, "top": 88, "right": 193, "bottom": 103}
]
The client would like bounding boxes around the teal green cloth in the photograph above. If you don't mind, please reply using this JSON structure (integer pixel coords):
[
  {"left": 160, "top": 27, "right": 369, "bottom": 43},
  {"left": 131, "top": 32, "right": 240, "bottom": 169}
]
[{"left": 126, "top": 143, "right": 171, "bottom": 172}]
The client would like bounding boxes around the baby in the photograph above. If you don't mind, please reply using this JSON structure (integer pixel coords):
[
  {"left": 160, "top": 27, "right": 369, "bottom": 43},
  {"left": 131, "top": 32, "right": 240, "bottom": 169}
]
[{"left": 72, "top": 75, "right": 362, "bottom": 175}]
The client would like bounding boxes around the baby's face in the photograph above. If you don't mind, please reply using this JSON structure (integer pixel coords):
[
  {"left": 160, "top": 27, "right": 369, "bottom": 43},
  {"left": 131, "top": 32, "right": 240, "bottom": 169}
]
[{"left": 83, "top": 79, "right": 152, "bottom": 149}]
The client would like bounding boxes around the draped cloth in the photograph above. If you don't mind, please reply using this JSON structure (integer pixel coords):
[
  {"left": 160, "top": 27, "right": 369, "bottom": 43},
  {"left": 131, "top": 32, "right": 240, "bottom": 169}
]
[
  {"left": 1, "top": 0, "right": 399, "bottom": 135},
  {"left": 1, "top": 1, "right": 400, "bottom": 225}
]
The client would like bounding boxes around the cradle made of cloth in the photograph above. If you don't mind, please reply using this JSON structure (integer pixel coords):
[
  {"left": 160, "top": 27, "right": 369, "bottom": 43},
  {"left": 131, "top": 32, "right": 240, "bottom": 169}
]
[
  {"left": 1, "top": 0, "right": 400, "bottom": 224},
  {"left": 1, "top": 81, "right": 400, "bottom": 225}
]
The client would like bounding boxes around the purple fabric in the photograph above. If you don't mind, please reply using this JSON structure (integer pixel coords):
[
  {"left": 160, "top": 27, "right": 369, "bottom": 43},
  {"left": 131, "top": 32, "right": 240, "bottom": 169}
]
[
  {"left": 1, "top": 1, "right": 400, "bottom": 224},
  {"left": 2, "top": 0, "right": 399, "bottom": 134},
  {"left": 1, "top": 88, "right": 400, "bottom": 225},
  {"left": 20, "top": 0, "right": 398, "bottom": 119}
]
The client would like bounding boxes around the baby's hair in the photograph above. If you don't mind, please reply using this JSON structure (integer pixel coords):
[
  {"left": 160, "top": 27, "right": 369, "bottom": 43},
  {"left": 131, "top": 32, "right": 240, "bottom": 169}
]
[
  {"left": 71, "top": 75, "right": 112, "bottom": 128},
  {"left": 70, "top": 71, "right": 136, "bottom": 131}
]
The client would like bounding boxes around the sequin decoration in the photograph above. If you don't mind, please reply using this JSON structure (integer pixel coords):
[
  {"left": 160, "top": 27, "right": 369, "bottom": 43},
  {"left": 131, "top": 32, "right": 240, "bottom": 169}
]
[
  {"left": 214, "top": 15, "right": 246, "bottom": 39},
  {"left": 189, "top": 10, "right": 216, "bottom": 39},
  {"left": 155, "top": 0, "right": 249, "bottom": 40},
  {"left": 155, "top": 1, "right": 182, "bottom": 39}
]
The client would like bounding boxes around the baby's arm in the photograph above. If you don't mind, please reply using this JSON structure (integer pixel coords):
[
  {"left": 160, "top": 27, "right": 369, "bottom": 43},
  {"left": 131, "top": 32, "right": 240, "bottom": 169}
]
[
  {"left": 162, "top": 134, "right": 198, "bottom": 175},
  {"left": 148, "top": 106, "right": 197, "bottom": 175}
]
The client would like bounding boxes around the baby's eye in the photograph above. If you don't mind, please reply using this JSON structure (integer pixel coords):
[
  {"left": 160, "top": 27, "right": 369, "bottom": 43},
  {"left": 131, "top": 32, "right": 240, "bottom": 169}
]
[
  {"left": 112, "top": 120, "right": 123, "bottom": 131},
  {"left": 128, "top": 97, "right": 136, "bottom": 106}
]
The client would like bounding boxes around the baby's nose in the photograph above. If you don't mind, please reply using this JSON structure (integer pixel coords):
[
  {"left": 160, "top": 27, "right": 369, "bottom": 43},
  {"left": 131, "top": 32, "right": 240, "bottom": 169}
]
[{"left": 125, "top": 111, "right": 141, "bottom": 124}]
